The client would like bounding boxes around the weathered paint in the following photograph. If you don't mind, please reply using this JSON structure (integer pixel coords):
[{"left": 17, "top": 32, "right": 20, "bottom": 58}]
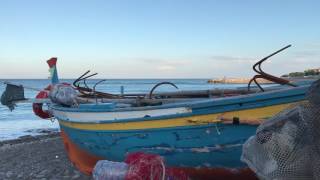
[
  {"left": 60, "top": 128, "right": 258, "bottom": 179},
  {"left": 58, "top": 102, "right": 295, "bottom": 131},
  {"left": 59, "top": 122, "right": 257, "bottom": 168},
  {"left": 53, "top": 107, "right": 192, "bottom": 122}
]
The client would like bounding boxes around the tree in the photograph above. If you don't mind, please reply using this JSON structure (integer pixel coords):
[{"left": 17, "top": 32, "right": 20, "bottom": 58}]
[
  {"left": 289, "top": 72, "right": 304, "bottom": 77},
  {"left": 304, "top": 69, "right": 319, "bottom": 76}
]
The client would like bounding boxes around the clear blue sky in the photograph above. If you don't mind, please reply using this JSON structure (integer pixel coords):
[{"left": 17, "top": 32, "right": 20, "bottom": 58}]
[{"left": 0, "top": 0, "right": 319, "bottom": 78}]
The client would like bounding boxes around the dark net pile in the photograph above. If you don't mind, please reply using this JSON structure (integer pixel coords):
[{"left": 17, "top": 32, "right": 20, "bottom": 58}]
[{"left": 241, "top": 79, "right": 320, "bottom": 180}]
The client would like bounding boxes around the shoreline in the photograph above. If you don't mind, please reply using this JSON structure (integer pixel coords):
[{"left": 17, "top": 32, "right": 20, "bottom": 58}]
[
  {"left": 0, "top": 130, "right": 60, "bottom": 146},
  {"left": 0, "top": 132, "right": 91, "bottom": 179}
]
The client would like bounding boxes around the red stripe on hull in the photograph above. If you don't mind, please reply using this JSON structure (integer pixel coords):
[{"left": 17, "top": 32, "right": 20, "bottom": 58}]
[
  {"left": 173, "top": 167, "right": 258, "bottom": 180},
  {"left": 60, "top": 130, "right": 102, "bottom": 175}
]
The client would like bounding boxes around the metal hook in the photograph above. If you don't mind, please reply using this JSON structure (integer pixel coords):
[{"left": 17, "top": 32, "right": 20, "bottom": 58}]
[
  {"left": 248, "top": 45, "right": 296, "bottom": 91},
  {"left": 149, "top": 82, "right": 179, "bottom": 99},
  {"left": 93, "top": 80, "right": 107, "bottom": 104}
]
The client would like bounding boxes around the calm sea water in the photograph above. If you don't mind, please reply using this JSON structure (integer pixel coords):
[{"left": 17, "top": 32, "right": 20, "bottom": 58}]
[{"left": 0, "top": 79, "right": 246, "bottom": 141}]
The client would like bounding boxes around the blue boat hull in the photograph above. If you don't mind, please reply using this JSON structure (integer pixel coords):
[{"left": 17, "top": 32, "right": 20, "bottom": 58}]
[{"left": 60, "top": 123, "right": 257, "bottom": 168}]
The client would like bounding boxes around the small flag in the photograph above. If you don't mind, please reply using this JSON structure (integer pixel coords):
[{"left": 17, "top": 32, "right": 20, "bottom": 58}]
[{"left": 47, "top": 57, "right": 59, "bottom": 84}]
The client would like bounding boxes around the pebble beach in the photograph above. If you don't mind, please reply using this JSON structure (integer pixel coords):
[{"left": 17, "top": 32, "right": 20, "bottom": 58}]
[{"left": 0, "top": 133, "right": 91, "bottom": 180}]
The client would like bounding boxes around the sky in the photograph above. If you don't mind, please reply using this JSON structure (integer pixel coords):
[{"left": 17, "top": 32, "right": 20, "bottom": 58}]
[{"left": 0, "top": 0, "right": 319, "bottom": 79}]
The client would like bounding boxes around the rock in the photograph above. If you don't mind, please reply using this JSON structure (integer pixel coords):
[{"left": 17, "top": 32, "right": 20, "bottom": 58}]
[
  {"left": 39, "top": 170, "right": 49, "bottom": 175},
  {"left": 19, "top": 135, "right": 33, "bottom": 140},
  {"left": 6, "top": 171, "right": 13, "bottom": 178},
  {"left": 35, "top": 174, "right": 45, "bottom": 178},
  {"left": 50, "top": 177, "right": 60, "bottom": 180},
  {"left": 71, "top": 174, "right": 81, "bottom": 179},
  {"left": 71, "top": 170, "right": 82, "bottom": 179},
  {"left": 39, "top": 129, "right": 53, "bottom": 134},
  {"left": 63, "top": 169, "right": 70, "bottom": 176}
]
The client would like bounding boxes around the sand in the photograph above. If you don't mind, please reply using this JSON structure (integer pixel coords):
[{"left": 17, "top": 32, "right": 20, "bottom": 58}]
[{"left": 0, "top": 133, "right": 92, "bottom": 180}]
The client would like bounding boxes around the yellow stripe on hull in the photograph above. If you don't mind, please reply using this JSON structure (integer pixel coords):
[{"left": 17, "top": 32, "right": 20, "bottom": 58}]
[
  {"left": 59, "top": 113, "right": 222, "bottom": 131},
  {"left": 59, "top": 102, "right": 297, "bottom": 131},
  {"left": 221, "top": 102, "right": 295, "bottom": 120}
]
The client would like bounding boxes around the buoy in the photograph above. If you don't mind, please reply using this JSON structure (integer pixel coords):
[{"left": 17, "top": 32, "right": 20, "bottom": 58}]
[{"left": 32, "top": 86, "right": 52, "bottom": 119}]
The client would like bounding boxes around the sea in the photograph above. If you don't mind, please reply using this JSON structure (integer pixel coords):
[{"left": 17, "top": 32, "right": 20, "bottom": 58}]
[{"left": 0, "top": 79, "right": 246, "bottom": 141}]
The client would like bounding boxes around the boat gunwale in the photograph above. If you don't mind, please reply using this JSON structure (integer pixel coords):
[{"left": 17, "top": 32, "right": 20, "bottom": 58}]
[
  {"left": 54, "top": 99, "right": 302, "bottom": 125},
  {"left": 59, "top": 121, "right": 258, "bottom": 133},
  {"left": 50, "top": 85, "right": 308, "bottom": 114}
]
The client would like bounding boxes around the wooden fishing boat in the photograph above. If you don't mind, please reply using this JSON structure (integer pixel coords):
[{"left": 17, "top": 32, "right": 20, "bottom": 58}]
[
  {"left": 47, "top": 45, "right": 312, "bottom": 175},
  {"left": 54, "top": 85, "right": 307, "bottom": 173},
  {"left": 1, "top": 45, "right": 315, "bottom": 178}
]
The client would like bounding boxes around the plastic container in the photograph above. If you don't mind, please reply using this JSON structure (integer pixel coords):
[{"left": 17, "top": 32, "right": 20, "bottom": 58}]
[{"left": 93, "top": 160, "right": 129, "bottom": 180}]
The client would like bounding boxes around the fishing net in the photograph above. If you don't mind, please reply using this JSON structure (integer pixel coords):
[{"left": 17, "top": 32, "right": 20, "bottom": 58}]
[
  {"left": 49, "top": 83, "right": 77, "bottom": 106},
  {"left": 125, "top": 152, "right": 189, "bottom": 180},
  {"left": 93, "top": 152, "right": 189, "bottom": 180},
  {"left": 241, "top": 79, "right": 320, "bottom": 180}
]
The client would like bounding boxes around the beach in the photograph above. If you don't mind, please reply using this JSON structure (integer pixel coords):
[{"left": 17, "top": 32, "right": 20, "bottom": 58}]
[{"left": 0, "top": 133, "right": 91, "bottom": 180}]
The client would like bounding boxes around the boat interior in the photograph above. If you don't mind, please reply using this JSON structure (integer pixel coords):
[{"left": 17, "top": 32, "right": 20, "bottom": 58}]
[{"left": 72, "top": 45, "right": 309, "bottom": 107}]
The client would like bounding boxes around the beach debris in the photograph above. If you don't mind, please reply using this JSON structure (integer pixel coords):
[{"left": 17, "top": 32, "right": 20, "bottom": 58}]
[
  {"left": 1, "top": 83, "right": 26, "bottom": 111},
  {"left": 93, "top": 160, "right": 129, "bottom": 180},
  {"left": 242, "top": 79, "right": 320, "bottom": 179},
  {"left": 93, "top": 152, "right": 189, "bottom": 180}
]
